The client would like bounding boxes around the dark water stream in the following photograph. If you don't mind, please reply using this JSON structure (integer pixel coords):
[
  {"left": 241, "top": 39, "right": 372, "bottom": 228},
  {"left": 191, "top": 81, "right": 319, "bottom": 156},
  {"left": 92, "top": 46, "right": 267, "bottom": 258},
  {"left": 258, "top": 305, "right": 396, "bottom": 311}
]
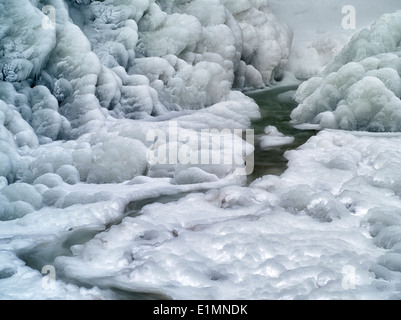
[{"left": 246, "top": 85, "right": 319, "bottom": 183}]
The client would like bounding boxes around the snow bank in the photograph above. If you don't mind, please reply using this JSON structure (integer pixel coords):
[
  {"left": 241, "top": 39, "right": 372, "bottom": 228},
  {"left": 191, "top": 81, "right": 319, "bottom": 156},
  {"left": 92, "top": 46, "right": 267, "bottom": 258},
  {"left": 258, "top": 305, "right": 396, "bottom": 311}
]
[
  {"left": 291, "top": 11, "right": 401, "bottom": 132},
  {"left": 253, "top": 130, "right": 401, "bottom": 298}
]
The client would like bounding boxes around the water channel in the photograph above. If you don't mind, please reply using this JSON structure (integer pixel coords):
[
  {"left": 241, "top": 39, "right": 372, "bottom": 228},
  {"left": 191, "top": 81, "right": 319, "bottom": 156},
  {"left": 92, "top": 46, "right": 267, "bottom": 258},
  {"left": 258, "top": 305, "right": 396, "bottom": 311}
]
[{"left": 246, "top": 85, "right": 320, "bottom": 184}]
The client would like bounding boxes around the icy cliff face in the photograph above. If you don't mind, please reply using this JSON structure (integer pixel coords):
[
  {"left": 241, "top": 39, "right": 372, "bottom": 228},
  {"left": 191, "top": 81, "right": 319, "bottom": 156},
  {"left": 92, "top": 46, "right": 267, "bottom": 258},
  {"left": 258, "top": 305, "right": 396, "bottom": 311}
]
[{"left": 291, "top": 11, "right": 401, "bottom": 132}]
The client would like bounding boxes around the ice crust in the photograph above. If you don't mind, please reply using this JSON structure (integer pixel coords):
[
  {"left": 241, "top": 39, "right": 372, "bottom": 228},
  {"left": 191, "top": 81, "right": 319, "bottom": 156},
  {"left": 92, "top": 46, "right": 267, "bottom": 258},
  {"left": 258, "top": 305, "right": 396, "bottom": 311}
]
[
  {"left": 56, "top": 130, "right": 401, "bottom": 299},
  {"left": 2, "top": 0, "right": 401, "bottom": 300}
]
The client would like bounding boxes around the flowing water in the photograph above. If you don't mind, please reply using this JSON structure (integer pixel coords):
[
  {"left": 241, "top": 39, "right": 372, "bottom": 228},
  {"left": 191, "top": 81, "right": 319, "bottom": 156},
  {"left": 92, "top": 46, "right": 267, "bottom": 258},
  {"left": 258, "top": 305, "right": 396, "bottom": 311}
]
[{"left": 246, "top": 85, "right": 320, "bottom": 183}]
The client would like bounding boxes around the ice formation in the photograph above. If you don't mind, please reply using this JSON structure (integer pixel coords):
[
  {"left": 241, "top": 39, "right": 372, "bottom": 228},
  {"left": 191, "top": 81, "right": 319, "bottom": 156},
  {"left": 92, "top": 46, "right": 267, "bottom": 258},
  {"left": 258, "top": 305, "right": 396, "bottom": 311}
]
[
  {"left": 2, "top": 0, "right": 401, "bottom": 300},
  {"left": 269, "top": 0, "right": 401, "bottom": 79},
  {"left": 259, "top": 125, "right": 294, "bottom": 149},
  {"left": 291, "top": 11, "right": 401, "bottom": 132}
]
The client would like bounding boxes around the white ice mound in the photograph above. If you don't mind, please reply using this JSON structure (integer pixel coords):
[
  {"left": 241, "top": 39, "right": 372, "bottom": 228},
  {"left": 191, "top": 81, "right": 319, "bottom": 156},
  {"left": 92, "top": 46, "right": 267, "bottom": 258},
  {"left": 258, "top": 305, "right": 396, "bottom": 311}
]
[
  {"left": 291, "top": 11, "right": 401, "bottom": 132},
  {"left": 259, "top": 125, "right": 294, "bottom": 149}
]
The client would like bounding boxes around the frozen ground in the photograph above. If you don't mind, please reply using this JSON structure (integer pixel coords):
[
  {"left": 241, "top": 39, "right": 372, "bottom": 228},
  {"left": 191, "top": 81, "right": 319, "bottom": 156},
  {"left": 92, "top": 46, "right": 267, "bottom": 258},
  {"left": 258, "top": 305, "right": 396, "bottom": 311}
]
[{"left": 1, "top": 0, "right": 401, "bottom": 300}]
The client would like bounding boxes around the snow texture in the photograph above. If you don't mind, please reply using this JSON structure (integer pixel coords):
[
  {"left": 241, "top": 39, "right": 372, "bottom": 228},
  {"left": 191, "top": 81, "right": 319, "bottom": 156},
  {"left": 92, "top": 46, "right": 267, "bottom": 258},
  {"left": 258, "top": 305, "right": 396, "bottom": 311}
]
[
  {"left": 57, "top": 130, "right": 401, "bottom": 299},
  {"left": 1, "top": 0, "right": 401, "bottom": 300}
]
